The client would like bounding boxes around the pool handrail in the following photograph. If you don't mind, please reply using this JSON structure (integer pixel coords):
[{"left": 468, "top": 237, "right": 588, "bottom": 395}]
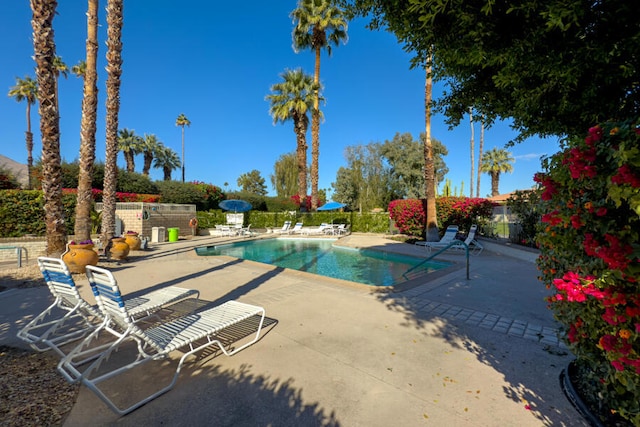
[{"left": 403, "top": 240, "right": 469, "bottom": 281}]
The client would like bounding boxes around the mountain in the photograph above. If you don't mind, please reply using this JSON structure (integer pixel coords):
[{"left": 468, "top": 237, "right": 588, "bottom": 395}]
[{"left": 0, "top": 155, "right": 29, "bottom": 188}]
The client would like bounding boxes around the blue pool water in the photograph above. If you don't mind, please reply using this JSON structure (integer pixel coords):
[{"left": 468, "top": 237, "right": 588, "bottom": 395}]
[{"left": 195, "top": 238, "right": 451, "bottom": 286}]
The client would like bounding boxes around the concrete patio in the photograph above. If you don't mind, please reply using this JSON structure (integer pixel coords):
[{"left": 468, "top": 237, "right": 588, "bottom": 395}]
[{"left": 0, "top": 233, "right": 587, "bottom": 426}]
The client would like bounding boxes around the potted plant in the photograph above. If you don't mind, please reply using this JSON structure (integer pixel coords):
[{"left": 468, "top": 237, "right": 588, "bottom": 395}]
[
  {"left": 62, "top": 239, "right": 99, "bottom": 274},
  {"left": 124, "top": 230, "right": 141, "bottom": 251}
]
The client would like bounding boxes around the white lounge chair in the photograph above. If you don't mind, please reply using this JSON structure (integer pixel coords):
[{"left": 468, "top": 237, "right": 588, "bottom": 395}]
[
  {"left": 274, "top": 221, "right": 292, "bottom": 234},
  {"left": 450, "top": 225, "right": 484, "bottom": 255},
  {"left": 17, "top": 257, "right": 199, "bottom": 358},
  {"left": 58, "top": 265, "right": 266, "bottom": 415},
  {"left": 302, "top": 223, "right": 330, "bottom": 235},
  {"left": 288, "top": 222, "right": 304, "bottom": 234},
  {"left": 415, "top": 225, "right": 459, "bottom": 252}
]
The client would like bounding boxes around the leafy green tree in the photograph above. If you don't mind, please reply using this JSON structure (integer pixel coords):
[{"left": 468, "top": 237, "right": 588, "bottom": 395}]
[
  {"left": 332, "top": 143, "right": 392, "bottom": 212},
  {"left": 291, "top": 0, "right": 348, "bottom": 210},
  {"left": 380, "top": 132, "right": 448, "bottom": 199},
  {"left": 0, "top": 166, "right": 21, "bottom": 189},
  {"left": 117, "top": 128, "right": 142, "bottom": 173},
  {"left": 8, "top": 76, "right": 38, "bottom": 189},
  {"left": 266, "top": 68, "right": 316, "bottom": 204},
  {"left": 153, "top": 144, "right": 180, "bottom": 181},
  {"left": 344, "top": 0, "right": 640, "bottom": 141},
  {"left": 271, "top": 152, "right": 299, "bottom": 197},
  {"left": 237, "top": 169, "right": 267, "bottom": 196},
  {"left": 480, "top": 147, "right": 514, "bottom": 197},
  {"left": 175, "top": 113, "right": 190, "bottom": 182}
]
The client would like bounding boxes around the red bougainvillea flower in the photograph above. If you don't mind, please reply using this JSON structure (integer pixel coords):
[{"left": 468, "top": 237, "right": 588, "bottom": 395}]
[{"left": 611, "top": 164, "right": 640, "bottom": 188}]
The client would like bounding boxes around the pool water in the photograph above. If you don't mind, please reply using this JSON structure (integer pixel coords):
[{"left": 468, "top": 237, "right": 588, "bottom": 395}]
[{"left": 195, "top": 238, "right": 451, "bottom": 287}]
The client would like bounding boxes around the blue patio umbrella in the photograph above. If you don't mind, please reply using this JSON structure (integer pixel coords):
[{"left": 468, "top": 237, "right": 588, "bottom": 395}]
[
  {"left": 317, "top": 201, "right": 346, "bottom": 211},
  {"left": 219, "top": 199, "right": 252, "bottom": 213}
]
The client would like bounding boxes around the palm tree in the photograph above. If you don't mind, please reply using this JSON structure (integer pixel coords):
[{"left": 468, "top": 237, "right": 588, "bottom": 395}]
[
  {"left": 31, "top": 0, "right": 66, "bottom": 255},
  {"left": 423, "top": 53, "right": 439, "bottom": 241},
  {"left": 476, "top": 115, "right": 485, "bottom": 198},
  {"left": 266, "top": 68, "right": 317, "bottom": 206},
  {"left": 152, "top": 144, "right": 180, "bottom": 180},
  {"left": 175, "top": 113, "right": 190, "bottom": 182},
  {"left": 140, "top": 133, "right": 161, "bottom": 176},
  {"left": 8, "top": 76, "right": 38, "bottom": 189},
  {"left": 102, "top": 0, "right": 124, "bottom": 244},
  {"left": 71, "top": 60, "right": 86, "bottom": 78},
  {"left": 481, "top": 147, "right": 515, "bottom": 197},
  {"left": 117, "top": 128, "right": 141, "bottom": 173},
  {"left": 469, "top": 108, "right": 474, "bottom": 197},
  {"left": 53, "top": 55, "right": 68, "bottom": 113},
  {"left": 291, "top": 0, "right": 348, "bottom": 210},
  {"left": 74, "top": 0, "right": 98, "bottom": 242}
]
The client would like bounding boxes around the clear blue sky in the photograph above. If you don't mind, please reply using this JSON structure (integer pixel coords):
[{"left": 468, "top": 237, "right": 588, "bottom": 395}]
[{"left": 1, "top": 1, "right": 559, "bottom": 199}]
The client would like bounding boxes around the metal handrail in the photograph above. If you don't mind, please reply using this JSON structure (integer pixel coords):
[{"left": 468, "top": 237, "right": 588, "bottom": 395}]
[{"left": 403, "top": 240, "right": 469, "bottom": 281}]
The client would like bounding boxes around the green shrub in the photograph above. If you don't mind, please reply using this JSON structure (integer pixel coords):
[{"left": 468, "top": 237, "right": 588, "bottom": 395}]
[
  {"left": 506, "top": 190, "right": 541, "bottom": 247},
  {"left": 0, "top": 190, "right": 76, "bottom": 237}
]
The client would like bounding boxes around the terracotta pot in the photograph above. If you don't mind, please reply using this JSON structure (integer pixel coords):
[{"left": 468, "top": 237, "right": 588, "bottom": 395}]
[
  {"left": 62, "top": 244, "right": 99, "bottom": 274},
  {"left": 124, "top": 232, "right": 141, "bottom": 251},
  {"left": 110, "top": 238, "right": 130, "bottom": 260}
]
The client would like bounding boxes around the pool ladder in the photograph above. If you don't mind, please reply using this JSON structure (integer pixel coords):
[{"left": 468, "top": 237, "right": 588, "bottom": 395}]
[{"left": 402, "top": 241, "right": 470, "bottom": 281}]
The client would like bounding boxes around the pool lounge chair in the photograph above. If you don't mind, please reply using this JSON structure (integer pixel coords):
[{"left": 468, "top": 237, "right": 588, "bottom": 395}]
[
  {"left": 274, "top": 221, "right": 292, "bottom": 234},
  {"left": 17, "top": 257, "right": 199, "bottom": 358},
  {"left": 450, "top": 224, "right": 484, "bottom": 255},
  {"left": 415, "top": 225, "right": 459, "bottom": 252},
  {"left": 302, "top": 223, "right": 330, "bottom": 235},
  {"left": 288, "top": 222, "right": 304, "bottom": 234},
  {"left": 58, "top": 265, "right": 266, "bottom": 415}
]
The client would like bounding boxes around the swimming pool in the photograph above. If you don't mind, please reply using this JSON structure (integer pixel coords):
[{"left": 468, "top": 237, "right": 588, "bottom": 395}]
[{"left": 195, "top": 238, "right": 451, "bottom": 287}]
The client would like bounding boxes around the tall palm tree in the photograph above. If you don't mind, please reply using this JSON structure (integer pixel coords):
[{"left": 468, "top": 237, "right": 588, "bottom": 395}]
[
  {"left": 31, "top": 0, "right": 66, "bottom": 255},
  {"left": 476, "top": 115, "right": 485, "bottom": 197},
  {"left": 74, "top": 0, "right": 99, "bottom": 242},
  {"left": 423, "top": 52, "right": 439, "bottom": 241},
  {"left": 291, "top": 0, "right": 348, "bottom": 210},
  {"left": 53, "top": 55, "right": 68, "bottom": 113},
  {"left": 117, "top": 128, "right": 141, "bottom": 173},
  {"left": 8, "top": 76, "right": 38, "bottom": 189},
  {"left": 480, "top": 147, "right": 515, "bottom": 197},
  {"left": 152, "top": 144, "right": 180, "bottom": 181},
  {"left": 266, "top": 68, "right": 317, "bottom": 206},
  {"left": 140, "top": 133, "right": 161, "bottom": 176},
  {"left": 101, "top": 0, "right": 124, "bottom": 244},
  {"left": 469, "top": 108, "right": 474, "bottom": 198},
  {"left": 71, "top": 60, "right": 86, "bottom": 78},
  {"left": 175, "top": 113, "right": 190, "bottom": 182}
]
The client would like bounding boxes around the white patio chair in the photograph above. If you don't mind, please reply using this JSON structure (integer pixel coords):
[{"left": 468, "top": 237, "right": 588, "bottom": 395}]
[
  {"left": 288, "top": 222, "right": 304, "bottom": 234},
  {"left": 450, "top": 225, "right": 484, "bottom": 255},
  {"left": 58, "top": 265, "right": 266, "bottom": 415},
  {"left": 415, "top": 225, "right": 459, "bottom": 252},
  {"left": 17, "top": 257, "right": 199, "bottom": 358},
  {"left": 274, "top": 221, "right": 292, "bottom": 234}
]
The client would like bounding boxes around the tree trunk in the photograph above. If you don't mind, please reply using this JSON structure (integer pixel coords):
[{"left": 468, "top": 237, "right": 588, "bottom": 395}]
[
  {"left": 310, "top": 45, "right": 321, "bottom": 211},
  {"left": 469, "top": 108, "right": 474, "bottom": 198},
  {"left": 101, "top": 0, "right": 123, "bottom": 244},
  {"left": 294, "top": 113, "right": 308, "bottom": 208},
  {"left": 491, "top": 171, "right": 500, "bottom": 197},
  {"left": 181, "top": 126, "right": 185, "bottom": 182},
  {"left": 74, "top": 0, "right": 99, "bottom": 242},
  {"left": 476, "top": 116, "right": 484, "bottom": 198},
  {"left": 142, "top": 152, "right": 153, "bottom": 176},
  {"left": 424, "top": 54, "right": 439, "bottom": 241},
  {"left": 31, "top": 0, "right": 67, "bottom": 256}
]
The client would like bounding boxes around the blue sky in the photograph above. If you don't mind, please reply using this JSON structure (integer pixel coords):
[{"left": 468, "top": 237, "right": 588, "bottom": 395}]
[{"left": 1, "top": 1, "right": 560, "bottom": 199}]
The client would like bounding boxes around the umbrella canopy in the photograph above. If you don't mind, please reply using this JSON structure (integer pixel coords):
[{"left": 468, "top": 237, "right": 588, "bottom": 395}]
[
  {"left": 219, "top": 199, "right": 252, "bottom": 213},
  {"left": 317, "top": 201, "right": 346, "bottom": 211}
]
